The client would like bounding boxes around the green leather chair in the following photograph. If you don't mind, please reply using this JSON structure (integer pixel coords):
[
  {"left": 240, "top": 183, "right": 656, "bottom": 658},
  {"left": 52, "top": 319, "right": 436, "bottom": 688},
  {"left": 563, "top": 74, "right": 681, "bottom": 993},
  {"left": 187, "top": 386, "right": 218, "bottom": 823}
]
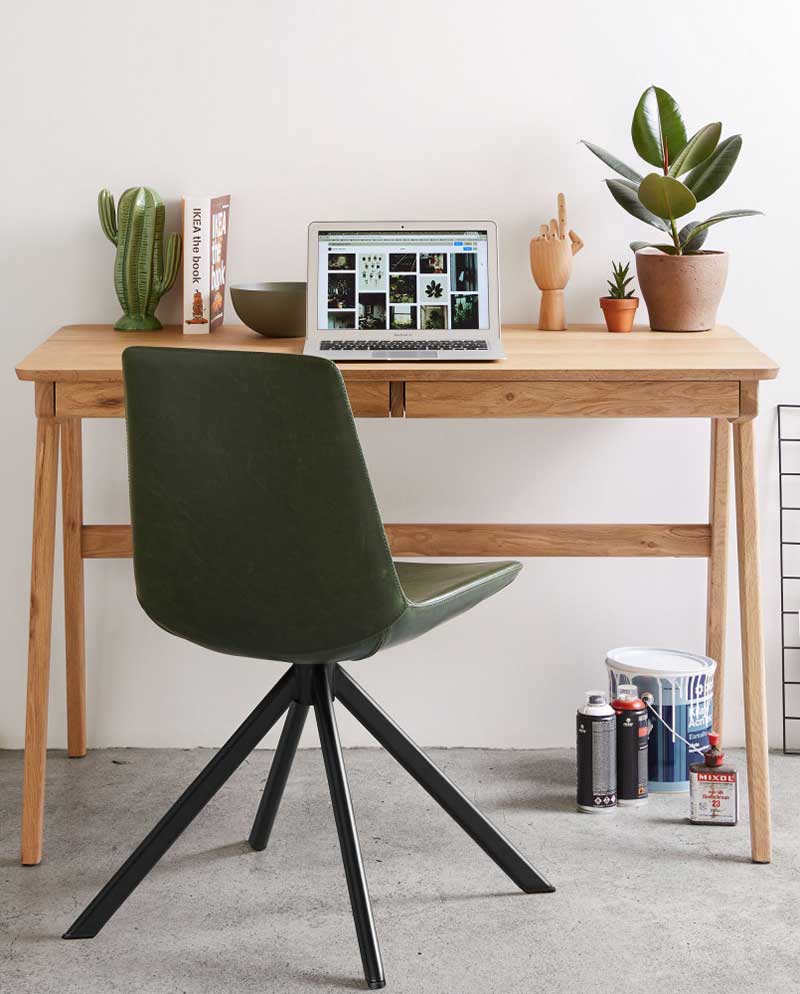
[{"left": 64, "top": 348, "right": 553, "bottom": 988}]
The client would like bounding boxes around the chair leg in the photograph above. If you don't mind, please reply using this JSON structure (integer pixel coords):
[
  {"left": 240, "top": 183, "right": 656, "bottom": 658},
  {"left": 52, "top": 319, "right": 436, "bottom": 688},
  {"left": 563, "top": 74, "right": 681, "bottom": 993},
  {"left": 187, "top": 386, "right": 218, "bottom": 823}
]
[
  {"left": 63, "top": 667, "right": 297, "bottom": 939},
  {"left": 249, "top": 702, "right": 309, "bottom": 851},
  {"left": 335, "top": 666, "right": 554, "bottom": 895},
  {"left": 312, "top": 667, "right": 385, "bottom": 991}
]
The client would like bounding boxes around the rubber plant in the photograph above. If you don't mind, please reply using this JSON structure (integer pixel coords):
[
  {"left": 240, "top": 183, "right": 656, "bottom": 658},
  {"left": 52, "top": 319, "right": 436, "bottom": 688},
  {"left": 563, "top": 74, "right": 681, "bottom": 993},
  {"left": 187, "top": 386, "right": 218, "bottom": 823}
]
[
  {"left": 98, "top": 187, "right": 182, "bottom": 330},
  {"left": 582, "top": 87, "right": 761, "bottom": 254}
]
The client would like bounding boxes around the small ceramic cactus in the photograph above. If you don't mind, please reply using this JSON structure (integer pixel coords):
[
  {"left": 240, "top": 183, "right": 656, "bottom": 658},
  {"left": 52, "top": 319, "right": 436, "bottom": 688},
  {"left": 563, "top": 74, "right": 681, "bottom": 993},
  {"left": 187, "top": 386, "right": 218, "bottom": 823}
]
[{"left": 98, "top": 187, "right": 181, "bottom": 330}]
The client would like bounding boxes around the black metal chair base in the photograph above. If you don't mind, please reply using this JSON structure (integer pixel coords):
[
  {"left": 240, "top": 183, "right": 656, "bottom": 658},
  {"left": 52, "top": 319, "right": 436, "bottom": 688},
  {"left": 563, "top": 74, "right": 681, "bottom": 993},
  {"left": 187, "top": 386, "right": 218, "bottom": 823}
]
[{"left": 64, "top": 663, "right": 553, "bottom": 989}]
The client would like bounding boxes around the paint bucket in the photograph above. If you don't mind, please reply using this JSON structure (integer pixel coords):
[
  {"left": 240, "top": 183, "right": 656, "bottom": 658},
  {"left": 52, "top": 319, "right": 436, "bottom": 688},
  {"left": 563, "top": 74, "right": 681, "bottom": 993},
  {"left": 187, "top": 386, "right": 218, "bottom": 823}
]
[{"left": 606, "top": 647, "right": 716, "bottom": 793}]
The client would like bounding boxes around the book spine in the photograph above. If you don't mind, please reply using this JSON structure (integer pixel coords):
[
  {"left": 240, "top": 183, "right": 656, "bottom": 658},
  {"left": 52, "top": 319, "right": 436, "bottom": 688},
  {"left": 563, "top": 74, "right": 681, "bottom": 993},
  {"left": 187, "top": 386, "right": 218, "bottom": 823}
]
[
  {"left": 209, "top": 196, "right": 230, "bottom": 330},
  {"left": 182, "top": 197, "right": 211, "bottom": 334}
]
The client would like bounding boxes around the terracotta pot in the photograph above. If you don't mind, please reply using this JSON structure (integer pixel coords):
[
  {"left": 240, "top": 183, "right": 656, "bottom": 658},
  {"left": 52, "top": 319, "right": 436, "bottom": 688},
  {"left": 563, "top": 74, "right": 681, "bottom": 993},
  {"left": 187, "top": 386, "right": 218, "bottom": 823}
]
[
  {"left": 600, "top": 296, "right": 639, "bottom": 333},
  {"left": 635, "top": 248, "right": 729, "bottom": 332}
]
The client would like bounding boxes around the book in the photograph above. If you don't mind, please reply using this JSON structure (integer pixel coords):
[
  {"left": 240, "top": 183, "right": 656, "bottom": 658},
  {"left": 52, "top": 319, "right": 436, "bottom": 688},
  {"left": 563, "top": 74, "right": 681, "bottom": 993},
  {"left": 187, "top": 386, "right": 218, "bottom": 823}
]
[{"left": 182, "top": 195, "right": 231, "bottom": 334}]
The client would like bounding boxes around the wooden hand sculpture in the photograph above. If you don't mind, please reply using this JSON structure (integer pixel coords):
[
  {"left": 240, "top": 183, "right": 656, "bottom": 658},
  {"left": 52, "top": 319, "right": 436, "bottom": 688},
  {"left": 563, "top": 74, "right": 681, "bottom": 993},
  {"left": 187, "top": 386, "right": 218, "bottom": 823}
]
[{"left": 529, "top": 193, "right": 584, "bottom": 330}]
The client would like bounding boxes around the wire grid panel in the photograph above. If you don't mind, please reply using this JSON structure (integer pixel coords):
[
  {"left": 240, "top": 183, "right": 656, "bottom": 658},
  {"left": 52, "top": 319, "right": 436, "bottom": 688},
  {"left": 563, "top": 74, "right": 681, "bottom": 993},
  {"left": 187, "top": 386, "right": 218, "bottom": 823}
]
[{"left": 778, "top": 405, "right": 800, "bottom": 753}]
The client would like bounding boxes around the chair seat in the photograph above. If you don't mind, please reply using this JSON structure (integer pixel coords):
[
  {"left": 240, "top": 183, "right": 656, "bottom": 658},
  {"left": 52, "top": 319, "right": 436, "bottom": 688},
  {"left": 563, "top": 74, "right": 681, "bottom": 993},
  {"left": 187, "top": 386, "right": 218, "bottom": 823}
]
[
  {"left": 380, "top": 560, "right": 521, "bottom": 652},
  {"left": 144, "top": 558, "right": 522, "bottom": 665}
]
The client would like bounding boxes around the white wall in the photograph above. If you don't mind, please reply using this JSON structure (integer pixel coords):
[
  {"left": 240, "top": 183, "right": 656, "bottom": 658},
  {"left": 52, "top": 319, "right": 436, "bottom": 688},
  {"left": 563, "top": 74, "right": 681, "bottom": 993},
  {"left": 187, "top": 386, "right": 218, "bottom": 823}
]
[{"left": 1, "top": 0, "right": 794, "bottom": 750}]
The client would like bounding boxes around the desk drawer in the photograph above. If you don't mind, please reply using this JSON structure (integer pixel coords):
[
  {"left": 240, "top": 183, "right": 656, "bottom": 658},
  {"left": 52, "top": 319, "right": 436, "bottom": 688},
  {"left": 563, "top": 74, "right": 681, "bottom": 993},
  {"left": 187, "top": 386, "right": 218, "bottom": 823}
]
[
  {"left": 56, "top": 380, "right": 392, "bottom": 418},
  {"left": 405, "top": 380, "right": 741, "bottom": 418},
  {"left": 57, "top": 382, "right": 126, "bottom": 417},
  {"left": 347, "top": 381, "right": 391, "bottom": 417}
]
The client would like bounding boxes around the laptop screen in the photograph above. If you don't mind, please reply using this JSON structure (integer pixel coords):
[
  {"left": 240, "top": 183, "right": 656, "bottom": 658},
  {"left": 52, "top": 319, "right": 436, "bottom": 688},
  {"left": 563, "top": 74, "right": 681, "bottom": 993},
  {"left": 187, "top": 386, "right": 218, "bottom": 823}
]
[{"left": 317, "top": 229, "right": 490, "bottom": 333}]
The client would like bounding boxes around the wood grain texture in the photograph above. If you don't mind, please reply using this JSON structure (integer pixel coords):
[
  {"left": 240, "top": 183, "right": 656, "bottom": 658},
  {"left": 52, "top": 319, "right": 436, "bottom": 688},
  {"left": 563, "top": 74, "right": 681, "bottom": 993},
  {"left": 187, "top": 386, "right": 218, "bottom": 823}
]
[
  {"left": 706, "top": 419, "right": 730, "bottom": 739},
  {"left": 346, "top": 382, "right": 390, "bottom": 418},
  {"left": 57, "top": 382, "right": 125, "bottom": 418},
  {"left": 405, "top": 380, "right": 740, "bottom": 418},
  {"left": 384, "top": 524, "right": 711, "bottom": 557},
  {"left": 537, "top": 289, "right": 566, "bottom": 332},
  {"left": 61, "top": 420, "right": 87, "bottom": 758},
  {"left": 390, "top": 381, "right": 405, "bottom": 418},
  {"left": 21, "top": 417, "right": 60, "bottom": 865},
  {"left": 733, "top": 417, "right": 772, "bottom": 863},
  {"left": 82, "top": 522, "right": 711, "bottom": 559},
  {"left": 16, "top": 324, "right": 779, "bottom": 383},
  {"left": 34, "top": 381, "right": 55, "bottom": 417},
  {"left": 82, "top": 525, "right": 133, "bottom": 558},
  {"left": 529, "top": 193, "right": 583, "bottom": 330},
  {"left": 57, "top": 379, "right": 391, "bottom": 419},
  {"left": 738, "top": 380, "right": 759, "bottom": 420}
]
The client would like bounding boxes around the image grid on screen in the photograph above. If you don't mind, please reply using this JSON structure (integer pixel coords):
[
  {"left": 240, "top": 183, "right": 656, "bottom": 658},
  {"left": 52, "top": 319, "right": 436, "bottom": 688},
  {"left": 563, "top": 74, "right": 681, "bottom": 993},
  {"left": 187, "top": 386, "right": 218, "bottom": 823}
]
[{"left": 319, "top": 231, "right": 488, "bottom": 333}]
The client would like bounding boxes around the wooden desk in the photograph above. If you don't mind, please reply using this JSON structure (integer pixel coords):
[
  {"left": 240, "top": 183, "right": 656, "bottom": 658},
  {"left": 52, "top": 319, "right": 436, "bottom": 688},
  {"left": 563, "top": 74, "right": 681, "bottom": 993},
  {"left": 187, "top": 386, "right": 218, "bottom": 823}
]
[{"left": 16, "top": 323, "right": 779, "bottom": 865}]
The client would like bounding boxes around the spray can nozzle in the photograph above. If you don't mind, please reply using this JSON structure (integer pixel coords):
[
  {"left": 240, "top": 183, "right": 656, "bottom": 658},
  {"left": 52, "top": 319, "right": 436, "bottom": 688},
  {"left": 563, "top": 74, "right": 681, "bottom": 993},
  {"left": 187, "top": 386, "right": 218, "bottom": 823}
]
[{"left": 614, "top": 684, "right": 641, "bottom": 702}]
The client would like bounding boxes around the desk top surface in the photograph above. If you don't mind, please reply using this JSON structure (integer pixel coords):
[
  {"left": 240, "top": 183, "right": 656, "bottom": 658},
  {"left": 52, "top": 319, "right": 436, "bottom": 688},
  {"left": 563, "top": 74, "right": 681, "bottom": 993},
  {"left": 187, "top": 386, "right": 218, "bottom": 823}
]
[{"left": 16, "top": 323, "right": 779, "bottom": 383}]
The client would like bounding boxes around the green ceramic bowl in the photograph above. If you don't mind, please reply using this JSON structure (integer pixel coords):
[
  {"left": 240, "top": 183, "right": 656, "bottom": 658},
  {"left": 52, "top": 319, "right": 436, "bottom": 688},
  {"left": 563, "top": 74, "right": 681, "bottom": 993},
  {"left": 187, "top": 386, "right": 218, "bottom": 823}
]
[{"left": 230, "top": 282, "right": 307, "bottom": 338}]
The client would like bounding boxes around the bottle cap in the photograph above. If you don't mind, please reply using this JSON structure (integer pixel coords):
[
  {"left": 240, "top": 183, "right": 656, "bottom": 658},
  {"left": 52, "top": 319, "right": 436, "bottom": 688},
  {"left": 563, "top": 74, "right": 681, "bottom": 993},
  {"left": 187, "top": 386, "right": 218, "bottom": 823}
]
[
  {"left": 704, "top": 730, "right": 724, "bottom": 766},
  {"left": 616, "top": 684, "right": 639, "bottom": 701},
  {"left": 586, "top": 691, "right": 607, "bottom": 706}
]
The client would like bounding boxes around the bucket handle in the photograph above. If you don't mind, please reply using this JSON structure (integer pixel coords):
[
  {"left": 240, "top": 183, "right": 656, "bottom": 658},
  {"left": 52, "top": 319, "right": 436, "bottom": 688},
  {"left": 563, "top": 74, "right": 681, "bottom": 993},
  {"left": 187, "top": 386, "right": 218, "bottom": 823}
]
[{"left": 641, "top": 696, "right": 707, "bottom": 757}]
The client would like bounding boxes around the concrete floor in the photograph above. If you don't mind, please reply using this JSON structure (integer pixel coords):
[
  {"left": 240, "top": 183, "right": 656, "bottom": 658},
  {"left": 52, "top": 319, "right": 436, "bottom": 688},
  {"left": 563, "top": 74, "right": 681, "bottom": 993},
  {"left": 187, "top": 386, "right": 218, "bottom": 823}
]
[{"left": 1, "top": 746, "right": 797, "bottom": 994}]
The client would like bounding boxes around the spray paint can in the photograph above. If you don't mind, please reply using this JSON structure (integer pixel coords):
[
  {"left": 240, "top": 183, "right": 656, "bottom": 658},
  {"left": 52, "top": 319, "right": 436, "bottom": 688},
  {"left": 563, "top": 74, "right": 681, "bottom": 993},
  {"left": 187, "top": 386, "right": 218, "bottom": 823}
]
[
  {"left": 611, "top": 684, "right": 649, "bottom": 805},
  {"left": 576, "top": 691, "right": 617, "bottom": 812}
]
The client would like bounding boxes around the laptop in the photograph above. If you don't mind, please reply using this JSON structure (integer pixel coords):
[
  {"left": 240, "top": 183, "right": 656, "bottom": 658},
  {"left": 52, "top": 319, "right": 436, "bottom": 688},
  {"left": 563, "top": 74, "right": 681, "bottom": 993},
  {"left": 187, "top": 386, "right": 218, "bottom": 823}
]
[{"left": 304, "top": 221, "right": 504, "bottom": 360}]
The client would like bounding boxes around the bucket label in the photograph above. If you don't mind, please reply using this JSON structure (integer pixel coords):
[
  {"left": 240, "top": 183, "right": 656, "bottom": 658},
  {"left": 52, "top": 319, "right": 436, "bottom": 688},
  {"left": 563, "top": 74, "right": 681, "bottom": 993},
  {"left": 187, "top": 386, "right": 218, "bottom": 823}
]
[{"left": 608, "top": 664, "right": 714, "bottom": 789}]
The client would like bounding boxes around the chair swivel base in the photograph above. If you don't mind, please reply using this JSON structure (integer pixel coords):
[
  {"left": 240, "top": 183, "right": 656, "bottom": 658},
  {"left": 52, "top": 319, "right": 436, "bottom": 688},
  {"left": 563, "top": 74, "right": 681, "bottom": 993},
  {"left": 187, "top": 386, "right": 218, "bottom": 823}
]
[{"left": 63, "top": 663, "right": 554, "bottom": 990}]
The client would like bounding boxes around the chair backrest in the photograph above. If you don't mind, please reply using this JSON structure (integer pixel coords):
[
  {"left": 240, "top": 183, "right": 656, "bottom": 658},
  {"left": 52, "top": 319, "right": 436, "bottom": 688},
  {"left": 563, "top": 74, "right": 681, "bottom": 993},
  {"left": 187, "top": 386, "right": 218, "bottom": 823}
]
[{"left": 123, "top": 347, "right": 405, "bottom": 661}]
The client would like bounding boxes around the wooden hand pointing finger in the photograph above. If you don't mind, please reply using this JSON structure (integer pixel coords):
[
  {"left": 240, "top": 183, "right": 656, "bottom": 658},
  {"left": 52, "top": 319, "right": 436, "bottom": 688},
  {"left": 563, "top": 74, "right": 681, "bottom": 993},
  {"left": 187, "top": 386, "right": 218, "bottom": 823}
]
[{"left": 529, "top": 193, "right": 583, "bottom": 329}]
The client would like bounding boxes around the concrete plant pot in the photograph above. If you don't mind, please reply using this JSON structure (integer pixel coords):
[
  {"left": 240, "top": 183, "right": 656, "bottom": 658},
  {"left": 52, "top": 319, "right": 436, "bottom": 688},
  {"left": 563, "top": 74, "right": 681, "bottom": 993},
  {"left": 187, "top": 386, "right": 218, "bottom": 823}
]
[{"left": 635, "top": 249, "right": 729, "bottom": 332}]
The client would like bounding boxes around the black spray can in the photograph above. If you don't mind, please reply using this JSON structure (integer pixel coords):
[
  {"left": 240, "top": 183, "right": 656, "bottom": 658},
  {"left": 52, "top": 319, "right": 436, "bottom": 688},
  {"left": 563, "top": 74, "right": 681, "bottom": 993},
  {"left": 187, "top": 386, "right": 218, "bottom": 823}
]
[
  {"left": 576, "top": 691, "right": 617, "bottom": 812},
  {"left": 611, "top": 684, "right": 649, "bottom": 805}
]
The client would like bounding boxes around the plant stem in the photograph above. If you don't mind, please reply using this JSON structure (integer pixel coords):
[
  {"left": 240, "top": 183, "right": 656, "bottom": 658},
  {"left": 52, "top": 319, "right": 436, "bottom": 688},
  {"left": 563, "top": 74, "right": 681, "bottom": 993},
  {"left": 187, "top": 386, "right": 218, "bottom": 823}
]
[{"left": 669, "top": 217, "right": 682, "bottom": 255}]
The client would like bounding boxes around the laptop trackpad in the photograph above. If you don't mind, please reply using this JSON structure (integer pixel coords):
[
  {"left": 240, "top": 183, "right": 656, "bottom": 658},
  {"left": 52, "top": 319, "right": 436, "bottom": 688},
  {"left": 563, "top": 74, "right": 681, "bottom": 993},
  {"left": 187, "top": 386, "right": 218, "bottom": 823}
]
[{"left": 371, "top": 350, "right": 438, "bottom": 359}]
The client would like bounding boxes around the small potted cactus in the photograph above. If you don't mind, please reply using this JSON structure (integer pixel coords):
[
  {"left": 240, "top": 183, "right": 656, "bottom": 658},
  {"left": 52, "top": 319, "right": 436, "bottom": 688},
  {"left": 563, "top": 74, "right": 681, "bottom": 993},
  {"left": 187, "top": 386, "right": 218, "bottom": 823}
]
[{"left": 600, "top": 261, "right": 638, "bottom": 333}]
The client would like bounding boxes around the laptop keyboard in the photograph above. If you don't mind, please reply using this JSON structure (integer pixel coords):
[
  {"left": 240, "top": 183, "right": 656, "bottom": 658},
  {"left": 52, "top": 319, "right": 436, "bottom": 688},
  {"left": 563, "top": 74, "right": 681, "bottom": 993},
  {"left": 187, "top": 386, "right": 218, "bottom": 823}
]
[{"left": 320, "top": 340, "right": 489, "bottom": 352}]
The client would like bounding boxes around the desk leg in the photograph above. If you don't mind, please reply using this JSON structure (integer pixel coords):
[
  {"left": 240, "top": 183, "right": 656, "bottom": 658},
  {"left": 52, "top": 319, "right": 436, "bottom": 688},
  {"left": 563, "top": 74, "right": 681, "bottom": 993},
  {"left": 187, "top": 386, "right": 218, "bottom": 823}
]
[
  {"left": 706, "top": 419, "right": 730, "bottom": 737},
  {"left": 732, "top": 416, "right": 772, "bottom": 863},
  {"left": 21, "top": 394, "right": 60, "bottom": 865},
  {"left": 61, "top": 419, "right": 86, "bottom": 758}
]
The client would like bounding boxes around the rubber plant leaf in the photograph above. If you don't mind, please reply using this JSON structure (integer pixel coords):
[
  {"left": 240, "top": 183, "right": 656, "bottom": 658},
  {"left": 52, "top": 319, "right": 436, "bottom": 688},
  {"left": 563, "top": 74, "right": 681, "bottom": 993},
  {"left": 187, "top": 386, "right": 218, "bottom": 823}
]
[
  {"left": 606, "top": 179, "right": 669, "bottom": 231},
  {"left": 677, "top": 221, "right": 709, "bottom": 252},
  {"left": 630, "top": 241, "right": 678, "bottom": 254},
  {"left": 679, "top": 209, "right": 762, "bottom": 246},
  {"left": 683, "top": 135, "right": 742, "bottom": 201},
  {"left": 638, "top": 173, "right": 697, "bottom": 220},
  {"left": 580, "top": 141, "right": 642, "bottom": 182},
  {"left": 631, "top": 86, "right": 688, "bottom": 169},
  {"left": 668, "top": 122, "right": 721, "bottom": 177}
]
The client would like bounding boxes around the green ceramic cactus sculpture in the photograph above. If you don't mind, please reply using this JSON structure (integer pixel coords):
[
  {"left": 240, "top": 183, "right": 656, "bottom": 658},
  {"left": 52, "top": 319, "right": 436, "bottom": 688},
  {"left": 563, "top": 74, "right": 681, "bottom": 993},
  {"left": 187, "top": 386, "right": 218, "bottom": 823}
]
[{"left": 98, "top": 187, "right": 182, "bottom": 330}]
